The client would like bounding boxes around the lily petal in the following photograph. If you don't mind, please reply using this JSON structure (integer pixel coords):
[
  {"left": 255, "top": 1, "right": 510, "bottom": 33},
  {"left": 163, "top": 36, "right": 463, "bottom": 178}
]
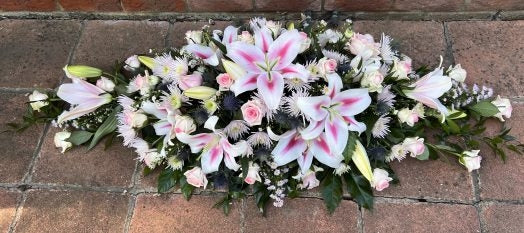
[
  {"left": 300, "top": 119, "right": 325, "bottom": 140},
  {"left": 57, "top": 78, "right": 106, "bottom": 104},
  {"left": 332, "top": 88, "right": 371, "bottom": 117},
  {"left": 326, "top": 73, "right": 343, "bottom": 97},
  {"left": 152, "top": 119, "right": 172, "bottom": 136},
  {"left": 257, "top": 71, "right": 285, "bottom": 110},
  {"left": 221, "top": 138, "right": 248, "bottom": 158},
  {"left": 222, "top": 26, "right": 238, "bottom": 44},
  {"left": 408, "top": 68, "right": 452, "bottom": 99},
  {"left": 141, "top": 101, "right": 168, "bottom": 119},
  {"left": 405, "top": 93, "right": 449, "bottom": 115},
  {"left": 324, "top": 115, "right": 349, "bottom": 155},
  {"left": 310, "top": 133, "right": 342, "bottom": 168},
  {"left": 227, "top": 42, "right": 265, "bottom": 73},
  {"left": 201, "top": 144, "right": 224, "bottom": 174},
  {"left": 297, "top": 149, "right": 314, "bottom": 174},
  {"left": 254, "top": 27, "right": 274, "bottom": 53},
  {"left": 344, "top": 116, "right": 367, "bottom": 135},
  {"left": 271, "top": 131, "right": 307, "bottom": 166},
  {"left": 230, "top": 73, "right": 258, "bottom": 96},
  {"left": 56, "top": 97, "right": 111, "bottom": 123},
  {"left": 281, "top": 63, "right": 310, "bottom": 82},
  {"left": 177, "top": 133, "right": 214, "bottom": 153},
  {"left": 268, "top": 29, "right": 302, "bottom": 70},
  {"left": 185, "top": 44, "right": 219, "bottom": 66},
  {"left": 297, "top": 96, "right": 330, "bottom": 121}
]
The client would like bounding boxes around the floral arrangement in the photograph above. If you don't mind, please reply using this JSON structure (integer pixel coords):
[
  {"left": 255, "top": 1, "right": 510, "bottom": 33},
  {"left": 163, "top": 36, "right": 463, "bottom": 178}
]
[{"left": 13, "top": 17, "right": 522, "bottom": 214}]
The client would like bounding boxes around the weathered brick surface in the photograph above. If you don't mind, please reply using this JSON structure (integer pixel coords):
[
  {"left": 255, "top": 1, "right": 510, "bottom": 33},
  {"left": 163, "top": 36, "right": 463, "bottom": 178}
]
[
  {"left": 72, "top": 20, "right": 169, "bottom": 71},
  {"left": 129, "top": 194, "right": 241, "bottom": 232},
  {"left": 0, "top": 93, "right": 44, "bottom": 183},
  {"left": 393, "top": 0, "right": 465, "bottom": 11},
  {"left": 0, "top": 20, "right": 81, "bottom": 88},
  {"left": 0, "top": 0, "right": 56, "bottom": 11},
  {"left": 16, "top": 190, "right": 128, "bottom": 233},
  {"left": 122, "top": 0, "right": 186, "bottom": 12},
  {"left": 478, "top": 104, "right": 524, "bottom": 201},
  {"left": 466, "top": 0, "right": 524, "bottom": 11},
  {"left": 58, "top": 0, "right": 121, "bottom": 11},
  {"left": 324, "top": 0, "right": 394, "bottom": 11},
  {"left": 480, "top": 203, "right": 524, "bottom": 233},
  {"left": 363, "top": 202, "right": 480, "bottom": 233},
  {"left": 0, "top": 190, "right": 20, "bottom": 232},
  {"left": 245, "top": 198, "right": 358, "bottom": 233},
  {"left": 448, "top": 21, "right": 524, "bottom": 97},
  {"left": 32, "top": 128, "right": 136, "bottom": 187},
  {"left": 255, "top": 0, "right": 321, "bottom": 12},
  {"left": 169, "top": 21, "right": 233, "bottom": 48},
  {"left": 187, "top": 0, "right": 253, "bottom": 12},
  {"left": 353, "top": 21, "right": 448, "bottom": 68},
  {"left": 380, "top": 159, "right": 474, "bottom": 202}
]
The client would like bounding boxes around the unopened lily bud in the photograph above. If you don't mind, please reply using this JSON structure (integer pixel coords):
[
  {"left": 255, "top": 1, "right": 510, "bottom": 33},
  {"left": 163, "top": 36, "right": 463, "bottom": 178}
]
[
  {"left": 64, "top": 65, "right": 102, "bottom": 78},
  {"left": 138, "top": 56, "right": 155, "bottom": 69},
  {"left": 183, "top": 86, "right": 217, "bottom": 100}
]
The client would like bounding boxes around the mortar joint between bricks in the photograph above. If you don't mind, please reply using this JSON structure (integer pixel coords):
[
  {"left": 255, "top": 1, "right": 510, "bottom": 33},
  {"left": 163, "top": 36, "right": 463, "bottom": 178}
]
[
  {"left": 7, "top": 191, "right": 27, "bottom": 233},
  {"left": 21, "top": 123, "right": 51, "bottom": 184},
  {"left": 60, "top": 20, "right": 86, "bottom": 85}
]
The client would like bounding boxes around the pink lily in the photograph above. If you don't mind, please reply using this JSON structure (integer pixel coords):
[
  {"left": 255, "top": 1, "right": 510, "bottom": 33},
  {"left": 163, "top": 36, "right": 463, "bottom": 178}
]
[
  {"left": 177, "top": 116, "right": 248, "bottom": 174},
  {"left": 403, "top": 68, "right": 452, "bottom": 115},
  {"left": 56, "top": 78, "right": 112, "bottom": 124},
  {"left": 297, "top": 73, "right": 371, "bottom": 155},
  {"left": 227, "top": 27, "right": 309, "bottom": 109},
  {"left": 271, "top": 129, "right": 343, "bottom": 173},
  {"left": 185, "top": 26, "right": 239, "bottom": 67}
]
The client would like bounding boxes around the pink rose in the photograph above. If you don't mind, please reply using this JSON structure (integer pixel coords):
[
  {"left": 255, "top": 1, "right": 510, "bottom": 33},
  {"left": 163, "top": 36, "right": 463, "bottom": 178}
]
[
  {"left": 323, "top": 59, "right": 338, "bottom": 73},
  {"left": 347, "top": 33, "right": 380, "bottom": 59},
  {"left": 184, "top": 167, "right": 208, "bottom": 188},
  {"left": 178, "top": 72, "right": 203, "bottom": 90},
  {"left": 372, "top": 168, "right": 393, "bottom": 191},
  {"left": 402, "top": 137, "right": 425, "bottom": 157},
  {"left": 241, "top": 100, "right": 264, "bottom": 126},
  {"left": 216, "top": 73, "right": 234, "bottom": 88},
  {"left": 244, "top": 162, "right": 261, "bottom": 185},
  {"left": 173, "top": 115, "right": 196, "bottom": 134}
]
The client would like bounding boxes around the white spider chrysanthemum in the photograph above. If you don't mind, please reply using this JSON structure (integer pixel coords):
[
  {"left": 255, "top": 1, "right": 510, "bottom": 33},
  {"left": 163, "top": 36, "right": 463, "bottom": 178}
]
[
  {"left": 250, "top": 17, "right": 267, "bottom": 30},
  {"left": 282, "top": 90, "right": 310, "bottom": 117},
  {"left": 117, "top": 124, "right": 136, "bottom": 146},
  {"left": 161, "top": 84, "right": 189, "bottom": 110},
  {"left": 247, "top": 131, "right": 272, "bottom": 148},
  {"left": 152, "top": 54, "right": 188, "bottom": 82},
  {"left": 380, "top": 33, "right": 396, "bottom": 64},
  {"left": 317, "top": 29, "right": 343, "bottom": 47},
  {"left": 386, "top": 144, "right": 407, "bottom": 162},
  {"left": 284, "top": 77, "right": 311, "bottom": 92},
  {"left": 372, "top": 115, "right": 391, "bottom": 138},
  {"left": 167, "top": 156, "right": 184, "bottom": 170},
  {"left": 377, "top": 85, "right": 396, "bottom": 108},
  {"left": 322, "top": 49, "right": 349, "bottom": 63},
  {"left": 252, "top": 93, "right": 276, "bottom": 120},
  {"left": 118, "top": 96, "right": 136, "bottom": 111},
  {"left": 224, "top": 120, "right": 250, "bottom": 140}
]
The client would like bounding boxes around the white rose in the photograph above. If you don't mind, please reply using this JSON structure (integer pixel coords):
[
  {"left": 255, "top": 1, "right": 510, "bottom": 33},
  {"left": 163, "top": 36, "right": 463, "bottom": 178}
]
[
  {"left": 131, "top": 113, "right": 148, "bottom": 128},
  {"left": 184, "top": 167, "right": 208, "bottom": 188},
  {"left": 28, "top": 90, "right": 49, "bottom": 112},
  {"left": 460, "top": 150, "right": 482, "bottom": 172},
  {"left": 174, "top": 115, "right": 196, "bottom": 134},
  {"left": 185, "top": 30, "right": 203, "bottom": 44},
  {"left": 391, "top": 56, "right": 412, "bottom": 80},
  {"left": 371, "top": 168, "right": 393, "bottom": 191},
  {"left": 402, "top": 137, "right": 425, "bottom": 157},
  {"left": 124, "top": 55, "right": 141, "bottom": 70},
  {"left": 96, "top": 77, "right": 115, "bottom": 92},
  {"left": 491, "top": 95, "right": 512, "bottom": 122},
  {"left": 361, "top": 70, "right": 384, "bottom": 92},
  {"left": 448, "top": 64, "right": 467, "bottom": 82},
  {"left": 54, "top": 131, "right": 72, "bottom": 153},
  {"left": 346, "top": 33, "right": 380, "bottom": 59},
  {"left": 243, "top": 162, "right": 261, "bottom": 185},
  {"left": 239, "top": 31, "right": 254, "bottom": 44},
  {"left": 397, "top": 108, "right": 420, "bottom": 127}
]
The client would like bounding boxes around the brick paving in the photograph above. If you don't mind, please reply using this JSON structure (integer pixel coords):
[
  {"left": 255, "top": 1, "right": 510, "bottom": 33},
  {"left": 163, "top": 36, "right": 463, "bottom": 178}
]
[{"left": 0, "top": 18, "right": 522, "bottom": 233}]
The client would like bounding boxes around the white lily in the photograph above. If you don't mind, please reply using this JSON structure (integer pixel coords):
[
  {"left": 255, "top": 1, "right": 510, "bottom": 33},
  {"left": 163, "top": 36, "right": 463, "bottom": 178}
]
[{"left": 403, "top": 68, "right": 452, "bottom": 115}]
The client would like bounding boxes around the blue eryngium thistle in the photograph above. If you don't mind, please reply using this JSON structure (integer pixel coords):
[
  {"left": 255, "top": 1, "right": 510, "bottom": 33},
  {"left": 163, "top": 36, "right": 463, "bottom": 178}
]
[{"left": 222, "top": 93, "right": 242, "bottom": 111}]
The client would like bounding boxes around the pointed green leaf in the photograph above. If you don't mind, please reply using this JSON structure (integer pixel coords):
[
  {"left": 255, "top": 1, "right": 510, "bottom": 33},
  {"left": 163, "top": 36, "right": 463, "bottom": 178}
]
[
  {"left": 321, "top": 175, "right": 343, "bottom": 214},
  {"left": 88, "top": 106, "right": 121, "bottom": 150},
  {"left": 468, "top": 101, "right": 499, "bottom": 117},
  {"left": 157, "top": 169, "right": 177, "bottom": 193},
  {"left": 66, "top": 130, "right": 93, "bottom": 145},
  {"left": 344, "top": 172, "right": 374, "bottom": 209}
]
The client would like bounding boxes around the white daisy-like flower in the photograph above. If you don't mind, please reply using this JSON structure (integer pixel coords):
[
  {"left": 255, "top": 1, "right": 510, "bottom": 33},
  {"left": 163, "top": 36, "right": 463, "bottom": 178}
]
[
  {"left": 250, "top": 17, "right": 267, "bottom": 30},
  {"left": 161, "top": 84, "right": 189, "bottom": 111},
  {"left": 247, "top": 131, "right": 272, "bottom": 148},
  {"left": 223, "top": 120, "right": 250, "bottom": 140},
  {"left": 118, "top": 96, "right": 136, "bottom": 111},
  {"left": 317, "top": 29, "right": 342, "bottom": 47},
  {"left": 322, "top": 49, "right": 349, "bottom": 63},
  {"left": 117, "top": 121, "right": 136, "bottom": 146},
  {"left": 386, "top": 144, "right": 407, "bottom": 162},
  {"left": 152, "top": 54, "right": 188, "bottom": 82},
  {"left": 167, "top": 156, "right": 184, "bottom": 170},
  {"left": 252, "top": 92, "right": 276, "bottom": 121},
  {"left": 282, "top": 89, "right": 310, "bottom": 117},
  {"left": 377, "top": 85, "right": 396, "bottom": 108},
  {"left": 380, "top": 33, "right": 396, "bottom": 64},
  {"left": 284, "top": 77, "right": 311, "bottom": 92},
  {"left": 372, "top": 115, "right": 391, "bottom": 138},
  {"left": 334, "top": 164, "right": 351, "bottom": 176}
]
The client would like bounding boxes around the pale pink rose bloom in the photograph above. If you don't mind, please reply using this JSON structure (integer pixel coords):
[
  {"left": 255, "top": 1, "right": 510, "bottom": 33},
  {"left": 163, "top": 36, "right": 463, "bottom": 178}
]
[
  {"left": 184, "top": 167, "right": 208, "bottom": 188},
  {"left": 173, "top": 115, "right": 196, "bottom": 134},
  {"left": 216, "top": 73, "right": 234, "bottom": 88},
  {"left": 347, "top": 33, "right": 380, "bottom": 59},
  {"left": 492, "top": 95, "right": 512, "bottom": 122},
  {"left": 372, "top": 168, "right": 393, "bottom": 191},
  {"left": 178, "top": 72, "right": 203, "bottom": 90},
  {"left": 241, "top": 100, "right": 264, "bottom": 126},
  {"left": 323, "top": 59, "right": 338, "bottom": 73},
  {"left": 402, "top": 137, "right": 425, "bottom": 157},
  {"left": 96, "top": 77, "right": 115, "bottom": 92},
  {"left": 124, "top": 55, "right": 141, "bottom": 70},
  {"left": 244, "top": 162, "right": 261, "bottom": 185},
  {"left": 397, "top": 108, "right": 420, "bottom": 127}
]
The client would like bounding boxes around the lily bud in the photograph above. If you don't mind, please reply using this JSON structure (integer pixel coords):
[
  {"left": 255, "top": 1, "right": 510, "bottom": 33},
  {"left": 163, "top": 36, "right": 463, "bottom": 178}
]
[
  {"left": 183, "top": 86, "right": 217, "bottom": 100},
  {"left": 222, "top": 59, "right": 245, "bottom": 81},
  {"left": 351, "top": 140, "right": 374, "bottom": 182},
  {"left": 138, "top": 56, "right": 155, "bottom": 69},
  {"left": 64, "top": 65, "right": 102, "bottom": 78}
]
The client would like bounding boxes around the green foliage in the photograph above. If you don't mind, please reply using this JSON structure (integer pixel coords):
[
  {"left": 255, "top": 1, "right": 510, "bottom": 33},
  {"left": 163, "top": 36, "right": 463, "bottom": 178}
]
[
  {"left": 343, "top": 172, "right": 374, "bottom": 210},
  {"left": 157, "top": 168, "right": 179, "bottom": 193},
  {"left": 321, "top": 174, "right": 343, "bottom": 214},
  {"left": 88, "top": 105, "right": 121, "bottom": 150},
  {"left": 468, "top": 101, "right": 499, "bottom": 117},
  {"left": 66, "top": 130, "right": 93, "bottom": 146},
  {"left": 343, "top": 132, "right": 358, "bottom": 163}
]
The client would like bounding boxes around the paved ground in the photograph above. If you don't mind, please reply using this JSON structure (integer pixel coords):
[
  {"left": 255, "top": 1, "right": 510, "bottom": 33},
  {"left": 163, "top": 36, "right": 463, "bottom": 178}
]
[{"left": 0, "top": 19, "right": 523, "bottom": 233}]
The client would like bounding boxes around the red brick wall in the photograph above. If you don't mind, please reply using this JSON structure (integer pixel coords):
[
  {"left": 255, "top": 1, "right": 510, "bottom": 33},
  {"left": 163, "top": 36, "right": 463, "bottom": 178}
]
[{"left": 0, "top": 0, "right": 522, "bottom": 12}]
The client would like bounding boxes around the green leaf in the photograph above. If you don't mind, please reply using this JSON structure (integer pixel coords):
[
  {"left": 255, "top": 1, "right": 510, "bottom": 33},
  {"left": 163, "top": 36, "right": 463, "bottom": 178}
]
[
  {"left": 321, "top": 174, "right": 343, "bottom": 214},
  {"left": 213, "top": 195, "right": 232, "bottom": 216},
  {"left": 253, "top": 182, "right": 270, "bottom": 215},
  {"left": 88, "top": 106, "right": 121, "bottom": 150},
  {"left": 210, "top": 37, "right": 227, "bottom": 54},
  {"left": 179, "top": 176, "right": 195, "bottom": 200},
  {"left": 445, "top": 119, "right": 461, "bottom": 134},
  {"left": 241, "top": 157, "right": 249, "bottom": 179},
  {"left": 416, "top": 145, "right": 430, "bottom": 160},
  {"left": 468, "top": 101, "right": 499, "bottom": 117},
  {"left": 343, "top": 133, "right": 358, "bottom": 163},
  {"left": 66, "top": 130, "right": 93, "bottom": 145},
  {"left": 143, "top": 166, "right": 153, "bottom": 176},
  {"left": 157, "top": 169, "right": 177, "bottom": 193},
  {"left": 343, "top": 172, "right": 374, "bottom": 209}
]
